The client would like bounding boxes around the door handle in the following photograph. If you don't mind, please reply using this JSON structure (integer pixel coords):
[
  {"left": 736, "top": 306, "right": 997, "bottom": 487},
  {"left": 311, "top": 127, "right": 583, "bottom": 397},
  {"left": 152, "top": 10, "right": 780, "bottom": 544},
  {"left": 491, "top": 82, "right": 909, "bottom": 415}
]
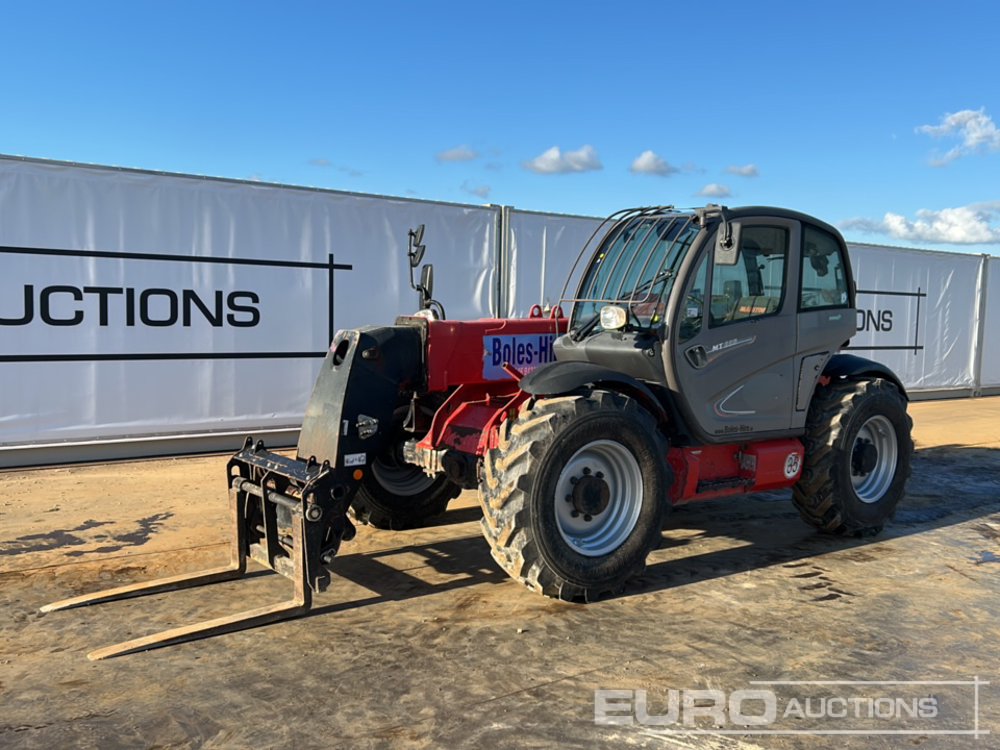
[{"left": 685, "top": 345, "right": 708, "bottom": 369}]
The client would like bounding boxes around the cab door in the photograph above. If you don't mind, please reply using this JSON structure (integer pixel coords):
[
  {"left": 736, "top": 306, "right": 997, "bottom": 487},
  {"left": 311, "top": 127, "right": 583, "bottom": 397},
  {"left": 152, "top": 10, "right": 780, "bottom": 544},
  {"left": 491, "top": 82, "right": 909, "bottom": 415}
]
[
  {"left": 791, "top": 223, "right": 858, "bottom": 429},
  {"left": 670, "top": 219, "right": 801, "bottom": 442}
]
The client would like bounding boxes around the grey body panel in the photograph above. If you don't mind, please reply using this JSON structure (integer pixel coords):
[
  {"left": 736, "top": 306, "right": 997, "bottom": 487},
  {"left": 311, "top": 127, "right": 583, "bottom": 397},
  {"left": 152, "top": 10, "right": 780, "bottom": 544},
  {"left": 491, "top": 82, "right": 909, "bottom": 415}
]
[
  {"left": 550, "top": 329, "right": 666, "bottom": 386},
  {"left": 665, "top": 215, "right": 855, "bottom": 444},
  {"left": 555, "top": 204, "right": 873, "bottom": 446},
  {"left": 793, "top": 309, "right": 856, "bottom": 419},
  {"left": 796, "top": 353, "right": 831, "bottom": 411},
  {"left": 520, "top": 359, "right": 669, "bottom": 425}
]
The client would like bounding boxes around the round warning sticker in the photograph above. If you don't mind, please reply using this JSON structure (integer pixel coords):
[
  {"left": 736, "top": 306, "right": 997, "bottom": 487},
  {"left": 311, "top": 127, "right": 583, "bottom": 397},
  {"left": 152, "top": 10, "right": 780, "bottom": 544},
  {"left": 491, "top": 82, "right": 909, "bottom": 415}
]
[{"left": 784, "top": 452, "right": 802, "bottom": 479}]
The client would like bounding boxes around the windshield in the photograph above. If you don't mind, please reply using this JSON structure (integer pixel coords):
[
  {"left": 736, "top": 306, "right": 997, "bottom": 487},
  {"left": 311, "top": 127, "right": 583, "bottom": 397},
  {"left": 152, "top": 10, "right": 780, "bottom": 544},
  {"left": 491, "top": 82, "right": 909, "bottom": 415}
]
[{"left": 569, "top": 213, "right": 699, "bottom": 333}]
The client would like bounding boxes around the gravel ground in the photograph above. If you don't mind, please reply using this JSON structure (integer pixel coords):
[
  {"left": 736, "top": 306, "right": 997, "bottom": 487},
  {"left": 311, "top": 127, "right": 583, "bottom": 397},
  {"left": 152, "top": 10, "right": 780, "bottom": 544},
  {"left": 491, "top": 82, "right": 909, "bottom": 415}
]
[{"left": 1, "top": 397, "right": 998, "bottom": 749}]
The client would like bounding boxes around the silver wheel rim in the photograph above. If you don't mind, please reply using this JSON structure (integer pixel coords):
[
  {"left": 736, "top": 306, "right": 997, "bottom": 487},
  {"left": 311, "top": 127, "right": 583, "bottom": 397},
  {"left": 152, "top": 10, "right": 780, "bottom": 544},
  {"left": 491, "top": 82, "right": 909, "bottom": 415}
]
[
  {"left": 554, "top": 439, "right": 643, "bottom": 557},
  {"left": 371, "top": 455, "right": 437, "bottom": 496},
  {"left": 851, "top": 415, "right": 898, "bottom": 503}
]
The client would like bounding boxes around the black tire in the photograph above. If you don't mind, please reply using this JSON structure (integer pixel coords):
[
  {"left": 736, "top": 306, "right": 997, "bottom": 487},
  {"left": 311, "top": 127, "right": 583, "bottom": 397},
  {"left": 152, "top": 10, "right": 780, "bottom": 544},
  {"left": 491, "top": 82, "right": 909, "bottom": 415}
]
[
  {"left": 478, "top": 390, "right": 670, "bottom": 602},
  {"left": 793, "top": 378, "right": 913, "bottom": 536},
  {"left": 351, "top": 466, "right": 460, "bottom": 530},
  {"left": 350, "top": 412, "right": 461, "bottom": 530}
]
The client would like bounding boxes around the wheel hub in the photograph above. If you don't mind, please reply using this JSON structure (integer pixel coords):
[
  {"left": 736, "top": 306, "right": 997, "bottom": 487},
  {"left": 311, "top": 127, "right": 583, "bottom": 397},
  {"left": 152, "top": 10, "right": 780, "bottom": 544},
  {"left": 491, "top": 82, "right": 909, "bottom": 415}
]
[
  {"left": 850, "top": 414, "right": 899, "bottom": 504},
  {"left": 570, "top": 473, "right": 610, "bottom": 518},
  {"left": 852, "top": 439, "right": 878, "bottom": 475},
  {"left": 554, "top": 440, "right": 643, "bottom": 557}
]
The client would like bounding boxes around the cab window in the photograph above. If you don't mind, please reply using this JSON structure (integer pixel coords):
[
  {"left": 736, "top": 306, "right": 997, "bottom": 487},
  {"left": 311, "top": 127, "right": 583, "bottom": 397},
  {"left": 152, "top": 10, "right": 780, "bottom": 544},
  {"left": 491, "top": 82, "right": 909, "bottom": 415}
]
[
  {"left": 800, "top": 225, "right": 850, "bottom": 310},
  {"left": 678, "top": 253, "right": 708, "bottom": 342},
  {"left": 710, "top": 226, "right": 788, "bottom": 325}
]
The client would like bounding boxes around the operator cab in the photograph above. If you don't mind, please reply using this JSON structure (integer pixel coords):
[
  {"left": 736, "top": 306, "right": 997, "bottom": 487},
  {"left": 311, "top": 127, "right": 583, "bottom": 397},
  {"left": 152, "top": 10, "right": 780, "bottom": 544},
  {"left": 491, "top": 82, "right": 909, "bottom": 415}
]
[{"left": 555, "top": 205, "right": 856, "bottom": 444}]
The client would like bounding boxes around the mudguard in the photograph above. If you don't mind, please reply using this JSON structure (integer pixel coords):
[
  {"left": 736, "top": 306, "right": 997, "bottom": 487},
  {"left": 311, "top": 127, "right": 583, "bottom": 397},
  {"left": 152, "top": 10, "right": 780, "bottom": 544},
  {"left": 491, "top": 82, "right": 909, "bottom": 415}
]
[
  {"left": 519, "top": 360, "right": 669, "bottom": 425},
  {"left": 824, "top": 353, "right": 908, "bottom": 399}
]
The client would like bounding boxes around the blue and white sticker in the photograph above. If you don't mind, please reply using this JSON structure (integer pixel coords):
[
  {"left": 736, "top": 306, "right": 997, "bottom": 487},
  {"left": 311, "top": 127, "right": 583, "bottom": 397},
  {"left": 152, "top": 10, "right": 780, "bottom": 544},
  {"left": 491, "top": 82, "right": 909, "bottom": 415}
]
[
  {"left": 483, "top": 334, "right": 557, "bottom": 380},
  {"left": 343, "top": 452, "right": 366, "bottom": 467}
]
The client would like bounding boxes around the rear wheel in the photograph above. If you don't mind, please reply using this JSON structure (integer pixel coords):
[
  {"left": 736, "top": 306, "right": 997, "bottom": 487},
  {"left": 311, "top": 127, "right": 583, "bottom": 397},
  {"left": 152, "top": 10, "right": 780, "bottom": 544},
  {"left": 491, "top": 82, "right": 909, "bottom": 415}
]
[
  {"left": 350, "top": 414, "right": 461, "bottom": 530},
  {"left": 478, "top": 390, "right": 670, "bottom": 602},
  {"left": 793, "top": 378, "right": 913, "bottom": 536}
]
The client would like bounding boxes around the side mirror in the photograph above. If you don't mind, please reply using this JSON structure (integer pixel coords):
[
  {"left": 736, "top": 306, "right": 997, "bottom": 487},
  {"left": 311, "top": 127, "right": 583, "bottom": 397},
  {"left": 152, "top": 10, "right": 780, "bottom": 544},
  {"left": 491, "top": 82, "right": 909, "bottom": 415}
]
[
  {"left": 419, "top": 264, "right": 434, "bottom": 307},
  {"left": 714, "top": 223, "right": 740, "bottom": 266},
  {"left": 408, "top": 224, "right": 426, "bottom": 268}
]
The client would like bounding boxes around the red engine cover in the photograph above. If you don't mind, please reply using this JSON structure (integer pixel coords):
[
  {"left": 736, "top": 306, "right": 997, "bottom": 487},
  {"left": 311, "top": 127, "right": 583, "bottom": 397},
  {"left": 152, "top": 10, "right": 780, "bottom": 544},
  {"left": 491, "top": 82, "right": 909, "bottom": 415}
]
[
  {"left": 424, "top": 313, "right": 565, "bottom": 392},
  {"left": 417, "top": 309, "right": 567, "bottom": 457}
]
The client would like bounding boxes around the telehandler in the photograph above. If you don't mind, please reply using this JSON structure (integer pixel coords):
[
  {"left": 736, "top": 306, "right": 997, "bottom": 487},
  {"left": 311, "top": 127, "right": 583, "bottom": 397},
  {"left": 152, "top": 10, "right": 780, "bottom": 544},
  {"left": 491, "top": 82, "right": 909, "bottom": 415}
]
[{"left": 43, "top": 205, "right": 912, "bottom": 659}]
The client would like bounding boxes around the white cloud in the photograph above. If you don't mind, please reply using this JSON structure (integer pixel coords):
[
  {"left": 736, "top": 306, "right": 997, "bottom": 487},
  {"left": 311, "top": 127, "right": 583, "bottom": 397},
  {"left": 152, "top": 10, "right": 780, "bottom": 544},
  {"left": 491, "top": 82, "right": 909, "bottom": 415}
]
[
  {"left": 308, "top": 158, "right": 332, "bottom": 167},
  {"left": 697, "top": 183, "right": 732, "bottom": 198},
  {"left": 338, "top": 166, "right": 363, "bottom": 178},
  {"left": 841, "top": 202, "right": 1000, "bottom": 245},
  {"left": 523, "top": 145, "right": 602, "bottom": 174},
  {"left": 461, "top": 180, "right": 491, "bottom": 199},
  {"left": 436, "top": 145, "right": 478, "bottom": 163},
  {"left": 838, "top": 217, "right": 884, "bottom": 234},
  {"left": 629, "top": 150, "right": 678, "bottom": 176},
  {"left": 725, "top": 163, "right": 759, "bottom": 177},
  {"left": 916, "top": 108, "right": 1000, "bottom": 165}
]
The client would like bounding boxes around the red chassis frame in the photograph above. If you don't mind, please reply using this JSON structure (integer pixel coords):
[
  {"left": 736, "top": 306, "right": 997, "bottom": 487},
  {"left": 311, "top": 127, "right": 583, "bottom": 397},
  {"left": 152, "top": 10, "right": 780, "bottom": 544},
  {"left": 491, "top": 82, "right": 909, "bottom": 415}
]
[{"left": 412, "top": 307, "right": 804, "bottom": 505}]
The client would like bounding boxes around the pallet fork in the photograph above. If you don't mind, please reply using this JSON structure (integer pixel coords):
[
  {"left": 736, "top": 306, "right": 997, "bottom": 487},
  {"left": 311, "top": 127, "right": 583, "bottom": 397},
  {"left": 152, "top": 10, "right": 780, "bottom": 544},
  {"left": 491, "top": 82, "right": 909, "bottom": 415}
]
[{"left": 41, "top": 438, "right": 354, "bottom": 660}]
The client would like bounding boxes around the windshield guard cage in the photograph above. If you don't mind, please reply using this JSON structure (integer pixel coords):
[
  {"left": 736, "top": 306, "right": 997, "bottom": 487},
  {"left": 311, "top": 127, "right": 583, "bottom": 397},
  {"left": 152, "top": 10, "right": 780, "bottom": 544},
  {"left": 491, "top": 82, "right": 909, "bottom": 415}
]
[{"left": 559, "top": 207, "right": 700, "bottom": 331}]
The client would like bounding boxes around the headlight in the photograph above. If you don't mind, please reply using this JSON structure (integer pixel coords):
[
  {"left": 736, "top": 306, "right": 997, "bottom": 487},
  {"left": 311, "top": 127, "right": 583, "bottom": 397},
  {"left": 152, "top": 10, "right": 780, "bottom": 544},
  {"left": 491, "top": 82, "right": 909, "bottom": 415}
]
[{"left": 599, "top": 305, "right": 627, "bottom": 330}]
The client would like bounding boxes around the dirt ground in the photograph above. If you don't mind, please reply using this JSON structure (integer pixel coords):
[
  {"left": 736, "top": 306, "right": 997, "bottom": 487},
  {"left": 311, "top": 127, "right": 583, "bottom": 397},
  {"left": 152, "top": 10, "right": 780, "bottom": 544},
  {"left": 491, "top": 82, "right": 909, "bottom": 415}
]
[{"left": 1, "top": 397, "right": 998, "bottom": 749}]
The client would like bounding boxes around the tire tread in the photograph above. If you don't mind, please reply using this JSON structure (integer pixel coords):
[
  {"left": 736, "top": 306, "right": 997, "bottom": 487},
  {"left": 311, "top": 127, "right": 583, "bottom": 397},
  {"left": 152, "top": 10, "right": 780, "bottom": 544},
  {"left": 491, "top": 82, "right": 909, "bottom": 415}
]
[
  {"left": 478, "top": 391, "right": 668, "bottom": 602},
  {"left": 793, "top": 378, "right": 913, "bottom": 536}
]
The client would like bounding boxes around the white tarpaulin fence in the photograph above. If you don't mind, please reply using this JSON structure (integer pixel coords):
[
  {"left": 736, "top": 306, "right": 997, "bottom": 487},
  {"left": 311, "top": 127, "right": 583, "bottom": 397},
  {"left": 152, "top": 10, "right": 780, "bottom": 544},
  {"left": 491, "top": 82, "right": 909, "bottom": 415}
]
[
  {"left": 501, "top": 208, "right": 610, "bottom": 318},
  {"left": 0, "top": 157, "right": 497, "bottom": 460},
  {"left": 981, "top": 257, "right": 1000, "bottom": 388},
  {"left": 1, "top": 157, "right": 997, "bottom": 464},
  {"left": 847, "top": 244, "right": 984, "bottom": 391}
]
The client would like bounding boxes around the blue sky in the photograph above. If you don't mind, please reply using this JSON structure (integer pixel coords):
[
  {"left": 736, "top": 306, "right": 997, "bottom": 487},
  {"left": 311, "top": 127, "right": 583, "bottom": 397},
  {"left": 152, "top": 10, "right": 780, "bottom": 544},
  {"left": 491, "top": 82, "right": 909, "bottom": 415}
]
[{"left": 3, "top": 1, "right": 999, "bottom": 254}]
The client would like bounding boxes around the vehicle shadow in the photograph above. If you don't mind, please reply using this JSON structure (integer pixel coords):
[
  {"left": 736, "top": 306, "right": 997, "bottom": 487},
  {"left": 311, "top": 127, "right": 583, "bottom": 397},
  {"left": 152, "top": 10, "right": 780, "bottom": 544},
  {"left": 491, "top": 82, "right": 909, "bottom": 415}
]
[
  {"left": 629, "top": 444, "right": 1000, "bottom": 599},
  {"left": 305, "top": 535, "right": 508, "bottom": 619},
  {"left": 310, "top": 444, "right": 999, "bottom": 613},
  {"left": 424, "top": 504, "right": 483, "bottom": 527}
]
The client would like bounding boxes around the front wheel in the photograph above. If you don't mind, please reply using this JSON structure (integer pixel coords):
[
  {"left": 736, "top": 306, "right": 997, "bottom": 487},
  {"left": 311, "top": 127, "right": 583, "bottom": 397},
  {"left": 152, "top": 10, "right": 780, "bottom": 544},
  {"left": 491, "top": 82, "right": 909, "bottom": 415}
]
[
  {"left": 793, "top": 378, "right": 913, "bottom": 536},
  {"left": 478, "top": 390, "right": 670, "bottom": 602}
]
